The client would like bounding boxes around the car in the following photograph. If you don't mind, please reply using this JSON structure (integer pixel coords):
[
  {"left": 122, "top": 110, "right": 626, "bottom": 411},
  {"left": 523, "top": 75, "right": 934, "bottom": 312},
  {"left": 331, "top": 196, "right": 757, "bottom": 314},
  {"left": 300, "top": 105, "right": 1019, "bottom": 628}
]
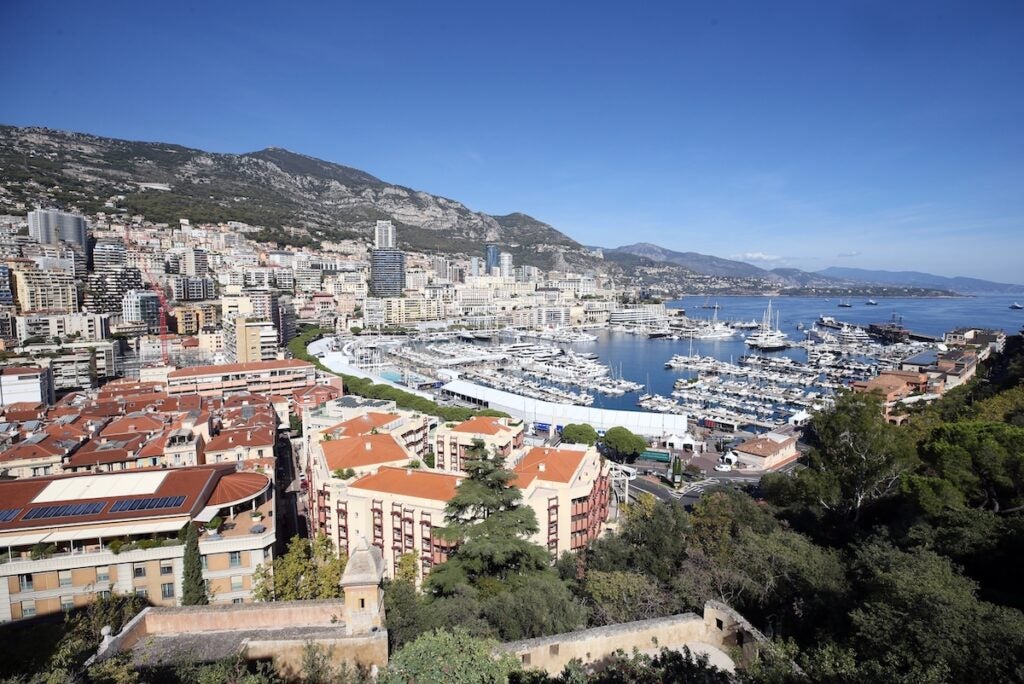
[{"left": 714, "top": 463, "right": 733, "bottom": 473}]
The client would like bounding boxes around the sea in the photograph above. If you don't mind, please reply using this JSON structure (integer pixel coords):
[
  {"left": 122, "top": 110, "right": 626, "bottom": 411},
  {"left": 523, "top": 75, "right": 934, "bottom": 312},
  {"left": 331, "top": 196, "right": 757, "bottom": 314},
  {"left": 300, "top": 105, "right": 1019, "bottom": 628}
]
[{"left": 549, "top": 295, "right": 1024, "bottom": 411}]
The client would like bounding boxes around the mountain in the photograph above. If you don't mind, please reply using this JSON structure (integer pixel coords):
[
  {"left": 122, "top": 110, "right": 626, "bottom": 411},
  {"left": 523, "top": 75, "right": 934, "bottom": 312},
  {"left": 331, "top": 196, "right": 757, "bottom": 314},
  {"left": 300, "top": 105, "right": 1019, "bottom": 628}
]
[
  {"left": 612, "top": 242, "right": 775, "bottom": 279},
  {"left": 817, "top": 267, "right": 1024, "bottom": 295},
  {"left": 0, "top": 125, "right": 586, "bottom": 270}
]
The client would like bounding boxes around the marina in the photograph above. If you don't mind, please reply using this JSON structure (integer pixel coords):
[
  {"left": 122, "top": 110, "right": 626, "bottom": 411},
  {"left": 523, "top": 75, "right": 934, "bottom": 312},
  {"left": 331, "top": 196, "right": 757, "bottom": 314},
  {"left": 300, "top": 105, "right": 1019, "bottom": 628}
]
[{"left": 322, "top": 295, "right": 1022, "bottom": 434}]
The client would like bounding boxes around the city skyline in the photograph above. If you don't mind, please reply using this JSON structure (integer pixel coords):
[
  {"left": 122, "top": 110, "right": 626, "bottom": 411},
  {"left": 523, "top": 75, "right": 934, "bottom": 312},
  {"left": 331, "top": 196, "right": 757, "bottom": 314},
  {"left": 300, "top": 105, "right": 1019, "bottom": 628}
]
[{"left": 2, "top": 2, "right": 1022, "bottom": 283}]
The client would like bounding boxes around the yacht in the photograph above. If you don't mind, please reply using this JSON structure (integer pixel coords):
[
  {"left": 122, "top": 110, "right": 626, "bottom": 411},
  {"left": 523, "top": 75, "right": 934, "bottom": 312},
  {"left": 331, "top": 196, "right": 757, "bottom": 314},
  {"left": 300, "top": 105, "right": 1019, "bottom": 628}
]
[
  {"left": 866, "top": 299, "right": 878, "bottom": 306},
  {"left": 1011, "top": 302, "right": 1023, "bottom": 310},
  {"left": 838, "top": 299, "right": 853, "bottom": 308},
  {"left": 744, "top": 300, "right": 790, "bottom": 351}
]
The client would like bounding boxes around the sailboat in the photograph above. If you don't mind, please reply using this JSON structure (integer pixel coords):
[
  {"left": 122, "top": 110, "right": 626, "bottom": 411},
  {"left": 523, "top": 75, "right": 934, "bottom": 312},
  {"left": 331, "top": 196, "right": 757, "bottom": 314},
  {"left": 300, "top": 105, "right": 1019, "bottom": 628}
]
[
  {"left": 838, "top": 299, "right": 853, "bottom": 308},
  {"left": 744, "top": 300, "right": 790, "bottom": 351}
]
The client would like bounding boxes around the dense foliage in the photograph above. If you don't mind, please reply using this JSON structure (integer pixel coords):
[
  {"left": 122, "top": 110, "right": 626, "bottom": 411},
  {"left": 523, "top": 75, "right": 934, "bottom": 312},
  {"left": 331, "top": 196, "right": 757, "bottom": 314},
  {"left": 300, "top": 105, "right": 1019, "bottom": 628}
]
[
  {"left": 252, "top": 535, "right": 346, "bottom": 602},
  {"left": 181, "top": 523, "right": 208, "bottom": 606}
]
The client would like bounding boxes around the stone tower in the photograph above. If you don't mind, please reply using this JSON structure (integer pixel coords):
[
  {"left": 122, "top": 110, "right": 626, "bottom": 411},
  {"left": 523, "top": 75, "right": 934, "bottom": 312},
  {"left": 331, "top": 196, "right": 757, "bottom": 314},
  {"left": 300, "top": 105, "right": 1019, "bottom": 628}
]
[{"left": 341, "top": 537, "right": 386, "bottom": 636}]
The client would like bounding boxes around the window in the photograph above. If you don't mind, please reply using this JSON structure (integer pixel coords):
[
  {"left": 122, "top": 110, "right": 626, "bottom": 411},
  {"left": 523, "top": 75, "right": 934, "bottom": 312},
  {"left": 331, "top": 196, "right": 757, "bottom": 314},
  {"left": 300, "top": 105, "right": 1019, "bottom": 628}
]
[
  {"left": 229, "top": 551, "right": 242, "bottom": 568},
  {"left": 21, "top": 601, "right": 36, "bottom": 618},
  {"left": 200, "top": 555, "right": 208, "bottom": 570},
  {"left": 133, "top": 564, "right": 146, "bottom": 579},
  {"left": 135, "top": 588, "right": 148, "bottom": 598},
  {"left": 96, "top": 566, "right": 109, "bottom": 583},
  {"left": 160, "top": 561, "right": 174, "bottom": 576},
  {"left": 99, "top": 590, "right": 111, "bottom": 600},
  {"left": 161, "top": 583, "right": 175, "bottom": 599},
  {"left": 230, "top": 576, "right": 243, "bottom": 592},
  {"left": 232, "top": 598, "right": 244, "bottom": 604},
  {"left": 61, "top": 596, "right": 74, "bottom": 612},
  {"left": 58, "top": 570, "right": 72, "bottom": 588},
  {"left": 18, "top": 574, "right": 33, "bottom": 592}
]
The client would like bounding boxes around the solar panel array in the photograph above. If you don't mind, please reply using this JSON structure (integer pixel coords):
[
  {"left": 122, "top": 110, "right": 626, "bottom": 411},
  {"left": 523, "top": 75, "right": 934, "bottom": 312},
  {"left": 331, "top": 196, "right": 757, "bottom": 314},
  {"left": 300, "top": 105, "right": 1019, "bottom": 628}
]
[
  {"left": 23, "top": 502, "right": 106, "bottom": 520},
  {"left": 109, "top": 495, "right": 186, "bottom": 513},
  {"left": 0, "top": 508, "right": 21, "bottom": 523}
]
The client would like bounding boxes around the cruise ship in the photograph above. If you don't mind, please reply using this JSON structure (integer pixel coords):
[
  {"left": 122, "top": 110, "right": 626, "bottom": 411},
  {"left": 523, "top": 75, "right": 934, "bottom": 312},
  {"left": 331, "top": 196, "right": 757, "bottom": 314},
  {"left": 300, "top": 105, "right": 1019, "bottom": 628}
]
[{"left": 744, "top": 300, "right": 790, "bottom": 351}]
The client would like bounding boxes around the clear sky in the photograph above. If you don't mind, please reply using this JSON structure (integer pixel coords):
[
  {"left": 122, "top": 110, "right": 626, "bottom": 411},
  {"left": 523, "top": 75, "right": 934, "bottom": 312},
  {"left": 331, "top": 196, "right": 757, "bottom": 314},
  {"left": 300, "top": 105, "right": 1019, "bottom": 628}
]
[{"left": 3, "top": 1, "right": 1023, "bottom": 283}]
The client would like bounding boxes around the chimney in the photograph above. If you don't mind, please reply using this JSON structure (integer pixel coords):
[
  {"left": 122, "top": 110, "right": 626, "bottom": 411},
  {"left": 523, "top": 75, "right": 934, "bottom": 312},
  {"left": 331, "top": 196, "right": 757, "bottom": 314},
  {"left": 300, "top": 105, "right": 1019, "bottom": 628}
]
[
  {"left": 538, "top": 463, "right": 546, "bottom": 473},
  {"left": 365, "top": 441, "right": 372, "bottom": 451},
  {"left": 406, "top": 469, "right": 412, "bottom": 476}
]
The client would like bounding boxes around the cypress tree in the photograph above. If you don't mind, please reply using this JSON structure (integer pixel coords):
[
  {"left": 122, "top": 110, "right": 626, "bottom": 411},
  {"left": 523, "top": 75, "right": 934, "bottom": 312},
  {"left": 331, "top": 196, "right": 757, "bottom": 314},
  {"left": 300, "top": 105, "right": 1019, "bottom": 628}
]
[{"left": 181, "top": 523, "right": 208, "bottom": 605}]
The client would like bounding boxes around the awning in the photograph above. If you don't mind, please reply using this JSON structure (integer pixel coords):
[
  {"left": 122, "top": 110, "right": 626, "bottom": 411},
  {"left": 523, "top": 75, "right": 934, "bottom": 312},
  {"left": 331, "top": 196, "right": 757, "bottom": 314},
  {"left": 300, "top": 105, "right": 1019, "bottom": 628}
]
[
  {"left": 0, "top": 532, "right": 52, "bottom": 547},
  {"left": 193, "top": 506, "right": 221, "bottom": 524},
  {"left": 45, "top": 518, "right": 187, "bottom": 543}
]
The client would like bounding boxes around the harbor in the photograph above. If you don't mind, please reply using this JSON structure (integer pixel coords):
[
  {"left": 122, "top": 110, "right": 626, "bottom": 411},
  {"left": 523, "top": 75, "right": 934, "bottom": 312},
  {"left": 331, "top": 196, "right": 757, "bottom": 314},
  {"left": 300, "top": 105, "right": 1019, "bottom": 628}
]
[{"left": 316, "top": 295, "right": 1022, "bottom": 434}]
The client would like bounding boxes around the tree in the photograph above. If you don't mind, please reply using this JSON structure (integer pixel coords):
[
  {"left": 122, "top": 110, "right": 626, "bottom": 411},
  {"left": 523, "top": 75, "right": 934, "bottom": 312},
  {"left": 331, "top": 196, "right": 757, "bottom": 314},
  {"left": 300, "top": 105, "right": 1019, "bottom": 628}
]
[
  {"left": 253, "top": 535, "right": 346, "bottom": 601},
  {"left": 601, "top": 426, "right": 647, "bottom": 462},
  {"left": 583, "top": 570, "right": 675, "bottom": 626},
  {"left": 427, "top": 441, "right": 549, "bottom": 595},
  {"left": 798, "top": 392, "right": 916, "bottom": 523},
  {"left": 395, "top": 552, "right": 419, "bottom": 585},
  {"left": 181, "top": 522, "right": 208, "bottom": 605},
  {"left": 382, "top": 628, "right": 520, "bottom": 684},
  {"left": 561, "top": 423, "right": 598, "bottom": 446}
]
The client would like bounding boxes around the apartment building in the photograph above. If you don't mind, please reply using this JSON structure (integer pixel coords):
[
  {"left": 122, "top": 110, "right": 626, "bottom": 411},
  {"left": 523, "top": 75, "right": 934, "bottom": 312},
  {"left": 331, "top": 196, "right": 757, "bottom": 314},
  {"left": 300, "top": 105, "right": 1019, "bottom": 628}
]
[
  {"left": 165, "top": 359, "right": 316, "bottom": 398},
  {"left": 9, "top": 262, "right": 78, "bottom": 314},
  {"left": 309, "top": 442, "right": 609, "bottom": 580},
  {"left": 433, "top": 416, "right": 526, "bottom": 473},
  {"left": 0, "top": 366, "right": 55, "bottom": 406},
  {"left": 0, "top": 464, "right": 275, "bottom": 622}
]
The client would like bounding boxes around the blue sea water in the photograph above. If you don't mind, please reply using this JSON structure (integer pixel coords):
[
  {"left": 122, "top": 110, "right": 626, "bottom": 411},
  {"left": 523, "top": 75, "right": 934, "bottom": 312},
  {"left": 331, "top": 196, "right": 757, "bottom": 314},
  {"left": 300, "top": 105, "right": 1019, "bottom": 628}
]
[{"left": 554, "top": 296, "right": 1024, "bottom": 411}]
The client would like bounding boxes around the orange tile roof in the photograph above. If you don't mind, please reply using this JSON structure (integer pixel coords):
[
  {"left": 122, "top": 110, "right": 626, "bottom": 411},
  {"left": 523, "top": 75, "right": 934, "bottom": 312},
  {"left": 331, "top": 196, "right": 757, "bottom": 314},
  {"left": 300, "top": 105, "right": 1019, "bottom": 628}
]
[
  {"left": 168, "top": 359, "right": 313, "bottom": 379},
  {"left": 322, "top": 434, "right": 409, "bottom": 470},
  {"left": 328, "top": 412, "right": 400, "bottom": 437},
  {"left": 736, "top": 435, "right": 796, "bottom": 458},
  {"left": 205, "top": 426, "right": 275, "bottom": 453},
  {"left": 451, "top": 416, "right": 511, "bottom": 436},
  {"left": 208, "top": 471, "right": 270, "bottom": 506},
  {"left": 350, "top": 466, "right": 461, "bottom": 501},
  {"left": 513, "top": 447, "right": 588, "bottom": 485},
  {"left": 101, "top": 414, "right": 167, "bottom": 437}
]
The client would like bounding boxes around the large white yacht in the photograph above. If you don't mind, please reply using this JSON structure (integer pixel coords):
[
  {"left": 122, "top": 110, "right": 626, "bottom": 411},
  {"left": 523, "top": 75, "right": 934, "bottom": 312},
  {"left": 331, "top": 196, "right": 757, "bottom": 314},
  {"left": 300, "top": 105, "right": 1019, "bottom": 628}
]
[{"left": 744, "top": 300, "right": 790, "bottom": 351}]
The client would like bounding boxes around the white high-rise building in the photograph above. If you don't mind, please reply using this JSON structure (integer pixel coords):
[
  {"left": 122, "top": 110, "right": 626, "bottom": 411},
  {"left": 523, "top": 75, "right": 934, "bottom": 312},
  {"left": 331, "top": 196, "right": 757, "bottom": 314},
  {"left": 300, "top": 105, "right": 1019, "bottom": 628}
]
[
  {"left": 27, "top": 209, "right": 89, "bottom": 252},
  {"left": 183, "top": 248, "right": 209, "bottom": 277},
  {"left": 499, "top": 252, "right": 513, "bottom": 278},
  {"left": 374, "top": 220, "right": 396, "bottom": 249}
]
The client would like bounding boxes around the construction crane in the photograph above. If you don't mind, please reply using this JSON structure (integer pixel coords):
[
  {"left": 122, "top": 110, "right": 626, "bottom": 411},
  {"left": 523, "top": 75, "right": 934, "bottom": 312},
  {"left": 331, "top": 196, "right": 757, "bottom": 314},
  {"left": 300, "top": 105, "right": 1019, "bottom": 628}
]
[{"left": 122, "top": 226, "right": 172, "bottom": 365}]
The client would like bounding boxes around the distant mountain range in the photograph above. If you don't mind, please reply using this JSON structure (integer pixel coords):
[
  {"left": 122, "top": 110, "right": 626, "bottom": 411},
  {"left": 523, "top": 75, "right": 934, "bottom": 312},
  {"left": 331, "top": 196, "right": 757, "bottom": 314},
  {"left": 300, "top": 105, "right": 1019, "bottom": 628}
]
[
  {"left": 816, "top": 267, "right": 1024, "bottom": 295},
  {"left": 0, "top": 125, "right": 585, "bottom": 271}
]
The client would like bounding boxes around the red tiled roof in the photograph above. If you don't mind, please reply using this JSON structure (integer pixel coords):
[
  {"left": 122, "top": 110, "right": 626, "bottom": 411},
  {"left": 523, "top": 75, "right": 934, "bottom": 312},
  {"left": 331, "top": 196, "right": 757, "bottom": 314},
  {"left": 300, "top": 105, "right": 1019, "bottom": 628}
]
[
  {"left": 350, "top": 466, "right": 461, "bottom": 501},
  {"left": 0, "top": 464, "right": 236, "bottom": 531},
  {"left": 327, "top": 412, "right": 399, "bottom": 437},
  {"left": 450, "top": 416, "right": 511, "bottom": 436},
  {"left": 205, "top": 426, "right": 275, "bottom": 453},
  {"left": 322, "top": 434, "right": 409, "bottom": 470},
  {"left": 513, "top": 447, "right": 587, "bottom": 485},
  {"left": 208, "top": 471, "right": 270, "bottom": 506},
  {"left": 167, "top": 359, "right": 313, "bottom": 379}
]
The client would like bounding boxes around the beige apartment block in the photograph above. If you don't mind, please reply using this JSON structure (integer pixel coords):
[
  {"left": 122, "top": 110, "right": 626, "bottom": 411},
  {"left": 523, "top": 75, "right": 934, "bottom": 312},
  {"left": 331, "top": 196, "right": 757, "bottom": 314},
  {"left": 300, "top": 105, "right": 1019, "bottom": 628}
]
[{"left": 0, "top": 465, "right": 275, "bottom": 622}]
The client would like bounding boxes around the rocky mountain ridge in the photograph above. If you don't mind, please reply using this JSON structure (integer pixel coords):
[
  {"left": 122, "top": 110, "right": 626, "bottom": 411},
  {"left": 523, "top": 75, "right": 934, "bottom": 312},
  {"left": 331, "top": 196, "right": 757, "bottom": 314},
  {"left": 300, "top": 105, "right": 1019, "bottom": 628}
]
[{"left": 0, "top": 125, "right": 584, "bottom": 270}]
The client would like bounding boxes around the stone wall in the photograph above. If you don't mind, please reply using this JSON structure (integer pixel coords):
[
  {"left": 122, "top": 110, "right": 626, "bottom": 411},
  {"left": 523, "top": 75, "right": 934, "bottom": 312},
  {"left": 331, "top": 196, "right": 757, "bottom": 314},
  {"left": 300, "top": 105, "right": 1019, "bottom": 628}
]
[{"left": 498, "top": 601, "right": 769, "bottom": 675}]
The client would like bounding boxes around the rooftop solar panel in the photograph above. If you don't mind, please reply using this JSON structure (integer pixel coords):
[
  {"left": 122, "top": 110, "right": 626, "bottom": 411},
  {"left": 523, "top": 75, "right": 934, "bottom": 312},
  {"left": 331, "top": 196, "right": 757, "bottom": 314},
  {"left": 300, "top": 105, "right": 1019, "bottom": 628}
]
[{"left": 0, "top": 508, "right": 21, "bottom": 523}]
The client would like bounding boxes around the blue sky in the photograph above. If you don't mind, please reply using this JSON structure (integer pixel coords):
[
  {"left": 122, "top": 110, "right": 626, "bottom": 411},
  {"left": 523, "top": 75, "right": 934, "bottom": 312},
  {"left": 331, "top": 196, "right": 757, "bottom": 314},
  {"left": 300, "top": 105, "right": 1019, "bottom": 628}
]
[{"left": 3, "top": 1, "right": 1023, "bottom": 283}]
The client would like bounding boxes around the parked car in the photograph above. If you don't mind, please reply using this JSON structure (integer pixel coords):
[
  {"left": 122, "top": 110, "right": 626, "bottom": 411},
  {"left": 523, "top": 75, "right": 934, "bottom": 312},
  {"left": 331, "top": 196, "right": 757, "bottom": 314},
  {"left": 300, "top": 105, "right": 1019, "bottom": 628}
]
[{"left": 714, "top": 463, "right": 733, "bottom": 473}]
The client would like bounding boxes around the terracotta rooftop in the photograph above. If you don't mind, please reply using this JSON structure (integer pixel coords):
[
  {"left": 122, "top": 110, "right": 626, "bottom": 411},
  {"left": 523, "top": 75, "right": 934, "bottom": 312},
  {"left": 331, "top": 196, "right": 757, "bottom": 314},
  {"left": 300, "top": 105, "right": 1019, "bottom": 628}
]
[
  {"left": 322, "top": 434, "right": 409, "bottom": 470},
  {"left": 350, "top": 466, "right": 461, "bottom": 502},
  {"left": 735, "top": 434, "right": 796, "bottom": 458},
  {"left": 207, "top": 471, "right": 270, "bottom": 506},
  {"left": 205, "top": 426, "right": 275, "bottom": 453},
  {"left": 168, "top": 359, "right": 314, "bottom": 379},
  {"left": 328, "top": 412, "right": 400, "bottom": 437},
  {"left": 450, "top": 416, "right": 513, "bottom": 436},
  {"left": 513, "top": 447, "right": 588, "bottom": 485},
  {"left": 0, "top": 464, "right": 237, "bottom": 532}
]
